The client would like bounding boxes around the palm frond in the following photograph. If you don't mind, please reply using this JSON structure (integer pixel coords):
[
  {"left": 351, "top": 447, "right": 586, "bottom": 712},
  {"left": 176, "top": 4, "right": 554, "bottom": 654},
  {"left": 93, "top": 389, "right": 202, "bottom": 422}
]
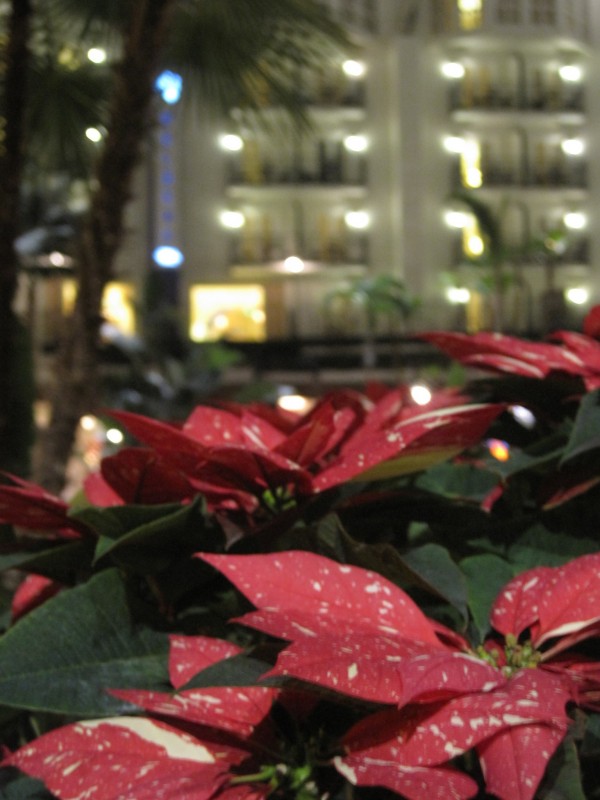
[
  {"left": 163, "top": 0, "right": 356, "bottom": 124},
  {"left": 25, "top": 54, "right": 111, "bottom": 176},
  {"left": 450, "top": 190, "right": 504, "bottom": 263},
  {"left": 34, "top": 0, "right": 130, "bottom": 43}
]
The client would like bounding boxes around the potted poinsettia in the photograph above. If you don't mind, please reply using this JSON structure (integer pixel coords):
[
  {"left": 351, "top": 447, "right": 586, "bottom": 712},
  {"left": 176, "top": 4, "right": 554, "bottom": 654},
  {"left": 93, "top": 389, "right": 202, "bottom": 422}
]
[{"left": 2, "top": 308, "right": 600, "bottom": 799}]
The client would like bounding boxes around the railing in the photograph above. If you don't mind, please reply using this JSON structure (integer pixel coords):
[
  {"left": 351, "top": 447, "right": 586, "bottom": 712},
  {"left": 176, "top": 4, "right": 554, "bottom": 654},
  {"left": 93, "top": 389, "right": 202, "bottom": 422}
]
[
  {"left": 227, "top": 236, "right": 369, "bottom": 267},
  {"left": 433, "top": 0, "right": 589, "bottom": 40},
  {"left": 448, "top": 86, "right": 584, "bottom": 113},
  {"left": 449, "top": 161, "right": 588, "bottom": 190},
  {"left": 226, "top": 157, "right": 368, "bottom": 188}
]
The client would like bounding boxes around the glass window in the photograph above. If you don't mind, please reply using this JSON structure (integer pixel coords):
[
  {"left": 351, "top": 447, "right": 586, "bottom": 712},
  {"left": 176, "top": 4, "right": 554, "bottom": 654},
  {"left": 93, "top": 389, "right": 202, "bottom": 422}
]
[
  {"left": 189, "top": 285, "right": 266, "bottom": 342},
  {"left": 102, "top": 283, "right": 136, "bottom": 336},
  {"left": 497, "top": 0, "right": 521, "bottom": 23},
  {"left": 531, "top": 0, "right": 556, "bottom": 25},
  {"left": 458, "top": 0, "right": 483, "bottom": 30}
]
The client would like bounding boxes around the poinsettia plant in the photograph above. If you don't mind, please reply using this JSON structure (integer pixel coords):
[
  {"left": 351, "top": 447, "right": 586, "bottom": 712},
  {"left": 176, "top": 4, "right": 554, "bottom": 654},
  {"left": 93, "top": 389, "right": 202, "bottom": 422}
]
[{"left": 2, "top": 308, "right": 600, "bottom": 799}]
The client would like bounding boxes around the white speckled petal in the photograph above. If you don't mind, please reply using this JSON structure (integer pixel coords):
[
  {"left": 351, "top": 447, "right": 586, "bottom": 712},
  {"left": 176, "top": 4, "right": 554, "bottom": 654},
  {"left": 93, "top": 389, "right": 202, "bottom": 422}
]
[
  {"left": 110, "top": 685, "right": 276, "bottom": 736},
  {"left": 477, "top": 721, "right": 566, "bottom": 800},
  {"left": 6, "top": 716, "right": 233, "bottom": 800},
  {"left": 200, "top": 551, "right": 440, "bottom": 645},
  {"left": 334, "top": 754, "right": 478, "bottom": 800},
  {"left": 253, "top": 626, "right": 503, "bottom": 706}
]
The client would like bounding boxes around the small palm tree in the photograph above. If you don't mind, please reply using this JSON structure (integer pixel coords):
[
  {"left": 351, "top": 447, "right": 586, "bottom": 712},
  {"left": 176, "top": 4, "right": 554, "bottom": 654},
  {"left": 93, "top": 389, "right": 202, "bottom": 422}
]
[{"left": 324, "top": 275, "right": 420, "bottom": 367}]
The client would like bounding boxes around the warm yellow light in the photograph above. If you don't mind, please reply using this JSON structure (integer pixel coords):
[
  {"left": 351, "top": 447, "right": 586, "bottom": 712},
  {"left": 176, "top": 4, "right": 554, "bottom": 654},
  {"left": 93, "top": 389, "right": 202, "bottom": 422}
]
[
  {"left": 251, "top": 309, "right": 266, "bottom": 324},
  {"left": 441, "top": 61, "right": 465, "bottom": 79},
  {"left": 559, "top": 64, "right": 582, "bottom": 82},
  {"left": 565, "top": 286, "right": 589, "bottom": 305},
  {"left": 218, "top": 134, "right": 244, "bottom": 151},
  {"left": 62, "top": 279, "right": 77, "bottom": 315},
  {"left": 106, "top": 428, "right": 124, "bottom": 445},
  {"left": 189, "top": 284, "right": 266, "bottom": 342},
  {"left": 564, "top": 211, "right": 586, "bottom": 230},
  {"left": 213, "top": 313, "right": 230, "bottom": 331},
  {"left": 80, "top": 415, "right": 97, "bottom": 432},
  {"left": 343, "top": 59, "right": 366, "bottom": 78},
  {"left": 102, "top": 282, "right": 135, "bottom": 336},
  {"left": 283, "top": 256, "right": 305, "bottom": 273},
  {"left": 85, "top": 127, "right": 103, "bottom": 143},
  {"left": 487, "top": 438, "right": 510, "bottom": 462},
  {"left": 48, "top": 251, "right": 66, "bottom": 267},
  {"left": 344, "top": 210, "right": 370, "bottom": 229},
  {"left": 460, "top": 139, "right": 483, "bottom": 187},
  {"left": 219, "top": 210, "right": 245, "bottom": 228},
  {"left": 410, "top": 384, "right": 432, "bottom": 406},
  {"left": 443, "top": 135, "right": 466, "bottom": 153},
  {"left": 467, "top": 234, "right": 484, "bottom": 256},
  {"left": 87, "top": 48, "right": 107, "bottom": 64},
  {"left": 343, "top": 134, "right": 368, "bottom": 153},
  {"left": 444, "top": 210, "right": 470, "bottom": 228},
  {"left": 446, "top": 286, "right": 471, "bottom": 304},
  {"left": 277, "top": 394, "right": 315, "bottom": 414},
  {"left": 465, "top": 167, "right": 483, "bottom": 188},
  {"left": 561, "top": 138, "right": 584, "bottom": 156},
  {"left": 458, "top": 0, "right": 482, "bottom": 29}
]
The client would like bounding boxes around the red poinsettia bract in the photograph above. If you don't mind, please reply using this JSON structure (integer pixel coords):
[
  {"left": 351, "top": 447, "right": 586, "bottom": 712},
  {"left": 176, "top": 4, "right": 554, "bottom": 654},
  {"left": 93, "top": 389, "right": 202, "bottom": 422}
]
[
  {"left": 421, "top": 309, "right": 600, "bottom": 391},
  {"left": 199, "top": 550, "right": 600, "bottom": 800},
  {"left": 3, "top": 631, "right": 478, "bottom": 800},
  {"left": 85, "top": 390, "right": 502, "bottom": 532},
  {"left": 0, "top": 474, "right": 87, "bottom": 540}
]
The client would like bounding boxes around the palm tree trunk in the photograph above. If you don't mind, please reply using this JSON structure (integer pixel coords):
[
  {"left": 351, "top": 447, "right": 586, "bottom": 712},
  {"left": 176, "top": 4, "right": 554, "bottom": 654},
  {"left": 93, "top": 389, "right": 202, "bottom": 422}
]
[
  {"left": 34, "top": 0, "right": 177, "bottom": 493},
  {"left": 0, "top": 0, "right": 34, "bottom": 476}
]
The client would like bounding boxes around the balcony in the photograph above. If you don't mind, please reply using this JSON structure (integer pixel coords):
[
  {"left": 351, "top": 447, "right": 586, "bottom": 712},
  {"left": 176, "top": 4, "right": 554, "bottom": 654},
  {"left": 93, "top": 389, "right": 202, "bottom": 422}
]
[{"left": 433, "top": 0, "right": 590, "bottom": 41}]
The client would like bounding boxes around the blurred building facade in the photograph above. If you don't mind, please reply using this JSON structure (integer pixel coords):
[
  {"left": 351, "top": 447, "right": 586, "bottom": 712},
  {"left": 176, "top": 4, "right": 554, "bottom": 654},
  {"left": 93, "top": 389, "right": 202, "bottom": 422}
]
[{"left": 95, "top": 0, "right": 600, "bottom": 342}]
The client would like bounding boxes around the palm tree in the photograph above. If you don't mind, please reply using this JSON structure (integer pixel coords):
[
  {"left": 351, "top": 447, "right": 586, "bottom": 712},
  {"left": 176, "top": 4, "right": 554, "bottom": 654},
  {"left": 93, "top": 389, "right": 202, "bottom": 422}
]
[
  {"left": 0, "top": 0, "right": 114, "bottom": 477},
  {"left": 324, "top": 275, "right": 420, "bottom": 367},
  {"left": 16, "top": 0, "right": 352, "bottom": 492},
  {"left": 0, "top": 0, "right": 35, "bottom": 476}
]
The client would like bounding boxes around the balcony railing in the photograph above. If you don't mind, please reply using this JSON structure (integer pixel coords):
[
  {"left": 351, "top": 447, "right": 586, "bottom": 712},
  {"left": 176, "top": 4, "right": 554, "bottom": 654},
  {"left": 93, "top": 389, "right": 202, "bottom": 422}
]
[
  {"left": 434, "top": 0, "right": 589, "bottom": 40},
  {"left": 226, "top": 157, "right": 368, "bottom": 188},
  {"left": 450, "top": 238, "right": 589, "bottom": 266},
  {"left": 448, "top": 86, "right": 584, "bottom": 114},
  {"left": 227, "top": 235, "right": 369, "bottom": 267},
  {"left": 449, "top": 161, "right": 587, "bottom": 190}
]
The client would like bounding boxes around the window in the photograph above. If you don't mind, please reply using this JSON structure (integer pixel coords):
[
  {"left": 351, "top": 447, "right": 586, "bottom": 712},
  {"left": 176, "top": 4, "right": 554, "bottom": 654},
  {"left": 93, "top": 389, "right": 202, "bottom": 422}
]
[
  {"left": 458, "top": 0, "right": 483, "bottom": 30},
  {"left": 189, "top": 285, "right": 266, "bottom": 342},
  {"left": 497, "top": 0, "right": 521, "bottom": 23},
  {"left": 531, "top": 0, "right": 556, "bottom": 25},
  {"left": 102, "top": 283, "right": 136, "bottom": 336}
]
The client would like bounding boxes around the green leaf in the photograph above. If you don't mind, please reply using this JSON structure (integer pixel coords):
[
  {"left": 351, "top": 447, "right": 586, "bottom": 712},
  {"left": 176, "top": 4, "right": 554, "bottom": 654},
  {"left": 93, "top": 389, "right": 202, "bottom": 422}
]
[
  {"left": 581, "top": 712, "right": 600, "bottom": 758},
  {"left": 71, "top": 503, "right": 185, "bottom": 540},
  {"left": 561, "top": 389, "right": 600, "bottom": 464},
  {"left": 508, "top": 524, "right": 598, "bottom": 571},
  {"left": 0, "top": 771, "right": 54, "bottom": 800},
  {"left": 488, "top": 433, "right": 566, "bottom": 478},
  {"left": 0, "top": 540, "right": 94, "bottom": 583},
  {"left": 460, "top": 554, "right": 514, "bottom": 641},
  {"left": 399, "top": 544, "right": 469, "bottom": 622},
  {"left": 415, "top": 462, "right": 499, "bottom": 501},
  {"left": 179, "top": 653, "right": 273, "bottom": 690},
  {"left": 537, "top": 728, "right": 586, "bottom": 800},
  {"left": 0, "top": 569, "right": 169, "bottom": 716},
  {"left": 73, "top": 499, "right": 215, "bottom": 574}
]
